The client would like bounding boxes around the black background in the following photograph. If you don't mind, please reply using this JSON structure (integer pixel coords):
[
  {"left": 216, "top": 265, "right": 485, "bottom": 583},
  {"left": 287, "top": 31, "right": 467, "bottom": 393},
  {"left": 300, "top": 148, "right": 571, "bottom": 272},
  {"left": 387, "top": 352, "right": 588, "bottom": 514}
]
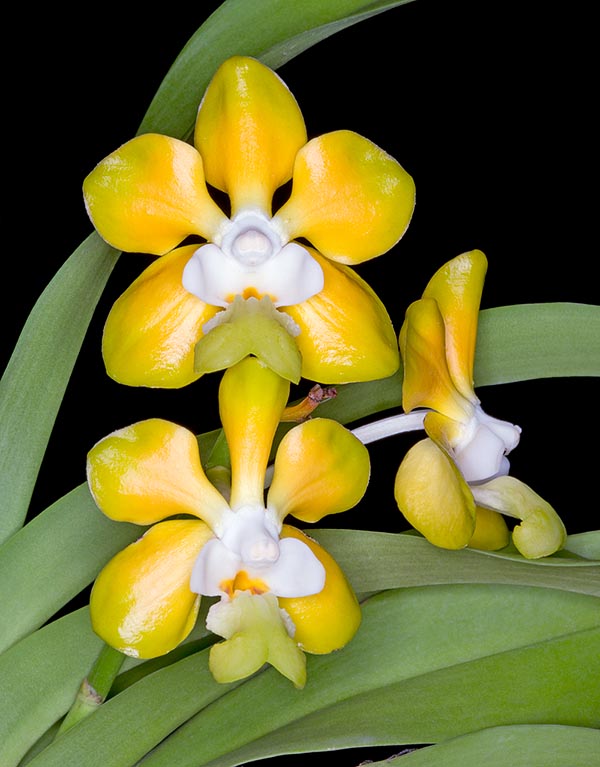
[{"left": 2, "top": 1, "right": 597, "bottom": 763}]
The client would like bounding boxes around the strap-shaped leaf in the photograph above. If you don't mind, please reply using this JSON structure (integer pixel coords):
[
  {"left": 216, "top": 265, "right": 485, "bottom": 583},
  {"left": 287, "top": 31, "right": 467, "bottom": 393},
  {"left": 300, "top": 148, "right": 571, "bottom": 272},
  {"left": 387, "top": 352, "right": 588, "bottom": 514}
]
[
  {"left": 0, "top": 235, "right": 119, "bottom": 544},
  {"left": 356, "top": 725, "right": 600, "bottom": 767},
  {"left": 19, "top": 585, "right": 599, "bottom": 767}
]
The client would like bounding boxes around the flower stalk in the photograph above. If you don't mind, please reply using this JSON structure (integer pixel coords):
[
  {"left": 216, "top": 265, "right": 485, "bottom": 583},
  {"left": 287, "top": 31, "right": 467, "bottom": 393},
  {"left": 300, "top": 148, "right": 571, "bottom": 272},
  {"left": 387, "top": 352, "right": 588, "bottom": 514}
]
[{"left": 56, "top": 644, "right": 125, "bottom": 736}]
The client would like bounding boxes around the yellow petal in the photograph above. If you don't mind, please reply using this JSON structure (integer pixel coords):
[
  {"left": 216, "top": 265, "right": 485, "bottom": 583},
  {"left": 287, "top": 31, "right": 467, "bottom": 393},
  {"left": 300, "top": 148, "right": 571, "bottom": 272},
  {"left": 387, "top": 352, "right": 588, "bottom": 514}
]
[
  {"left": 102, "top": 245, "right": 220, "bottom": 388},
  {"left": 421, "top": 250, "right": 487, "bottom": 401},
  {"left": 267, "top": 418, "right": 370, "bottom": 524},
  {"left": 90, "top": 519, "right": 213, "bottom": 658},
  {"left": 394, "top": 438, "right": 476, "bottom": 549},
  {"left": 468, "top": 506, "right": 510, "bottom": 551},
  {"left": 218, "top": 357, "right": 290, "bottom": 510},
  {"left": 273, "top": 130, "right": 415, "bottom": 264},
  {"left": 399, "top": 297, "right": 473, "bottom": 420},
  {"left": 278, "top": 525, "right": 361, "bottom": 654},
  {"left": 471, "top": 475, "right": 567, "bottom": 559},
  {"left": 284, "top": 249, "right": 399, "bottom": 384},
  {"left": 83, "top": 134, "right": 227, "bottom": 254},
  {"left": 194, "top": 56, "right": 307, "bottom": 214},
  {"left": 87, "top": 418, "right": 229, "bottom": 528}
]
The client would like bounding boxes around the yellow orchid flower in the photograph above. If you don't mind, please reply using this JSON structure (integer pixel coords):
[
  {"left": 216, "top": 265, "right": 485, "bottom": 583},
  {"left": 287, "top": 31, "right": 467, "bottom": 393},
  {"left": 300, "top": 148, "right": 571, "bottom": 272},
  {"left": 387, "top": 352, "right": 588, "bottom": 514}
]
[
  {"left": 87, "top": 357, "right": 368, "bottom": 688},
  {"left": 392, "top": 249, "right": 567, "bottom": 558},
  {"left": 83, "top": 55, "right": 415, "bottom": 388}
]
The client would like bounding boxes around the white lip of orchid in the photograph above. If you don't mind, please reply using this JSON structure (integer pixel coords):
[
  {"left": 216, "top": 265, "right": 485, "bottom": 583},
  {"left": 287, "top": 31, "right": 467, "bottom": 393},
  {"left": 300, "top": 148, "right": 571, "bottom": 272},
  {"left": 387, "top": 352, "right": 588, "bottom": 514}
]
[
  {"left": 189, "top": 503, "right": 326, "bottom": 599},
  {"left": 453, "top": 406, "right": 522, "bottom": 483},
  {"left": 182, "top": 208, "right": 324, "bottom": 309}
]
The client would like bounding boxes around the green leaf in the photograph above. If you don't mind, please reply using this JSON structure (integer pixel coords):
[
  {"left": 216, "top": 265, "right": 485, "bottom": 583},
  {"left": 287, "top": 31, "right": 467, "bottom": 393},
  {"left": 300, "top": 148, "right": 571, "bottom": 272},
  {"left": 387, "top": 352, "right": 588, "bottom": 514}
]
[
  {"left": 475, "top": 303, "right": 600, "bottom": 384},
  {"left": 565, "top": 530, "right": 600, "bottom": 559},
  {"left": 364, "top": 725, "right": 600, "bottom": 767},
  {"left": 24, "top": 585, "right": 598, "bottom": 767},
  {"left": 310, "top": 529, "right": 600, "bottom": 597},
  {"left": 0, "top": 235, "right": 119, "bottom": 544},
  {"left": 0, "top": 608, "right": 104, "bottom": 767},
  {"left": 0, "top": 607, "right": 216, "bottom": 767}
]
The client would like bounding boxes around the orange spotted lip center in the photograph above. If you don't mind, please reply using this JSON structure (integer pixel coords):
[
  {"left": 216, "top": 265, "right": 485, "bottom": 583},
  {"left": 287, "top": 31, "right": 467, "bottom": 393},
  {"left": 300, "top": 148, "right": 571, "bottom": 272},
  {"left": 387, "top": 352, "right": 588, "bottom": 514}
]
[{"left": 221, "top": 570, "right": 270, "bottom": 597}]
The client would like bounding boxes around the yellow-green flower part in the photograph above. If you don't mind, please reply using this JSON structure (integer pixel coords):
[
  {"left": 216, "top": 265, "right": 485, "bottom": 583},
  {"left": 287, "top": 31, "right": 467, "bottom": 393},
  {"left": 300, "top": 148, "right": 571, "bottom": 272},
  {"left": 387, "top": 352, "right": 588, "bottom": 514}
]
[
  {"left": 395, "top": 250, "right": 566, "bottom": 558},
  {"left": 83, "top": 55, "right": 415, "bottom": 388},
  {"left": 87, "top": 357, "right": 369, "bottom": 686}
]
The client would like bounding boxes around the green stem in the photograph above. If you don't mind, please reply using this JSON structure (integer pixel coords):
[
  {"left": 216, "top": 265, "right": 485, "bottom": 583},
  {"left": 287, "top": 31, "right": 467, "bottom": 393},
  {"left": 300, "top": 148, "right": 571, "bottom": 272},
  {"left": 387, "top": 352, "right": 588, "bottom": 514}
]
[{"left": 55, "top": 643, "right": 125, "bottom": 736}]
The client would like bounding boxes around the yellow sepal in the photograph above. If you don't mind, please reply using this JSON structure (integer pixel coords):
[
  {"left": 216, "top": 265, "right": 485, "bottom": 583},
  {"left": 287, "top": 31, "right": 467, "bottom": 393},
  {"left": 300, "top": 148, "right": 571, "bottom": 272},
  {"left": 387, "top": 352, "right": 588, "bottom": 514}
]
[
  {"left": 219, "top": 357, "right": 290, "bottom": 510},
  {"left": 274, "top": 130, "right": 415, "bottom": 264},
  {"left": 399, "top": 297, "right": 473, "bottom": 420},
  {"left": 394, "top": 438, "right": 476, "bottom": 549},
  {"left": 83, "top": 133, "right": 227, "bottom": 254},
  {"left": 195, "top": 56, "right": 307, "bottom": 214},
  {"left": 102, "top": 245, "right": 219, "bottom": 388},
  {"left": 468, "top": 506, "right": 510, "bottom": 551},
  {"left": 278, "top": 525, "right": 361, "bottom": 654},
  {"left": 421, "top": 249, "right": 487, "bottom": 401},
  {"left": 284, "top": 248, "right": 399, "bottom": 384},
  {"left": 90, "top": 520, "right": 213, "bottom": 658},
  {"left": 86, "top": 418, "right": 229, "bottom": 528},
  {"left": 267, "top": 418, "right": 370, "bottom": 524}
]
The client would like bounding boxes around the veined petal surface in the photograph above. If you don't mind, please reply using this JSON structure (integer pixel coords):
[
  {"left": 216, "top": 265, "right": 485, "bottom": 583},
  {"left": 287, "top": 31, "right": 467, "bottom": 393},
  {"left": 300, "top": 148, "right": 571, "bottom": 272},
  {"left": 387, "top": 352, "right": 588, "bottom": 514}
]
[
  {"left": 278, "top": 525, "right": 361, "bottom": 655},
  {"left": 267, "top": 418, "right": 370, "bottom": 524},
  {"left": 284, "top": 249, "right": 399, "bottom": 384},
  {"left": 219, "top": 357, "right": 290, "bottom": 509},
  {"left": 422, "top": 249, "right": 487, "bottom": 400},
  {"left": 86, "top": 418, "right": 229, "bottom": 528},
  {"left": 394, "top": 438, "right": 476, "bottom": 549},
  {"left": 273, "top": 130, "right": 415, "bottom": 264},
  {"left": 400, "top": 297, "right": 473, "bottom": 420},
  {"left": 194, "top": 56, "right": 307, "bottom": 214},
  {"left": 102, "top": 246, "right": 219, "bottom": 388},
  {"left": 83, "top": 133, "right": 227, "bottom": 254},
  {"left": 90, "top": 520, "right": 213, "bottom": 658}
]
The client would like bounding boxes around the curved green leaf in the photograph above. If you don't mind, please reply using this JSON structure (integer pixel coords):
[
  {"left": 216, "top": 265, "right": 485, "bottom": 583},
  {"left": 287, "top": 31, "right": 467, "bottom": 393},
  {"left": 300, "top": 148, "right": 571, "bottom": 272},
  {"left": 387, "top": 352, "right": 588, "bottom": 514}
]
[
  {"left": 475, "top": 303, "right": 600, "bottom": 384},
  {"left": 221, "top": 628, "right": 600, "bottom": 767},
  {"left": 0, "top": 606, "right": 216, "bottom": 767},
  {"left": 365, "top": 725, "right": 600, "bottom": 767},
  {"left": 0, "top": 608, "right": 104, "bottom": 767},
  {"left": 0, "top": 235, "right": 119, "bottom": 544},
  {"left": 23, "top": 585, "right": 599, "bottom": 767},
  {"left": 310, "top": 529, "right": 600, "bottom": 597}
]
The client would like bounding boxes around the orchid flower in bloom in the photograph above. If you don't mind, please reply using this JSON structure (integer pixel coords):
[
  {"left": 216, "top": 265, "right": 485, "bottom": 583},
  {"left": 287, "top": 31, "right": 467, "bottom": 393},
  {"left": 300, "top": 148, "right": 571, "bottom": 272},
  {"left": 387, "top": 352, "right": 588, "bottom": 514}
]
[
  {"left": 392, "top": 249, "right": 567, "bottom": 558},
  {"left": 83, "top": 55, "right": 415, "bottom": 388},
  {"left": 87, "top": 357, "right": 369, "bottom": 688}
]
